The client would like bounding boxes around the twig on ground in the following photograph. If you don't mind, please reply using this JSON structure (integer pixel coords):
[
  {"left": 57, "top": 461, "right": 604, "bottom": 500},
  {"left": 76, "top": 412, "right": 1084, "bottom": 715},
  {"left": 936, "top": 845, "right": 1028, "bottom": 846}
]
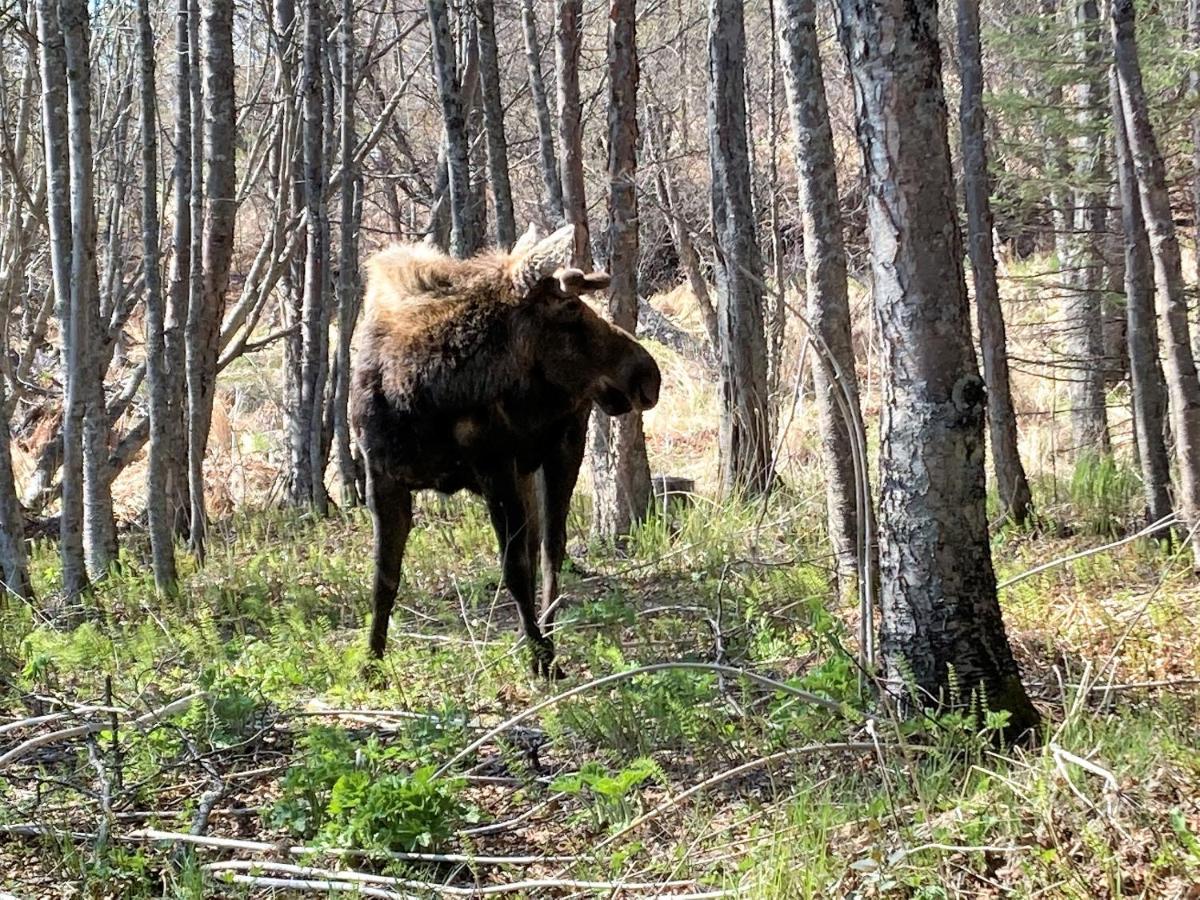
[
  {"left": 202, "top": 860, "right": 731, "bottom": 897},
  {"left": 0, "top": 692, "right": 206, "bottom": 769},
  {"left": 131, "top": 827, "right": 578, "bottom": 865}
]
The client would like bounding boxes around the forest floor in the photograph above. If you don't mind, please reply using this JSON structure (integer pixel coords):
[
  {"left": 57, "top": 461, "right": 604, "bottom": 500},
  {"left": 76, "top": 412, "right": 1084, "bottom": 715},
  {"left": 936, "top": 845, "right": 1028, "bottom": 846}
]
[{"left": 3, "top": 292, "right": 1200, "bottom": 898}]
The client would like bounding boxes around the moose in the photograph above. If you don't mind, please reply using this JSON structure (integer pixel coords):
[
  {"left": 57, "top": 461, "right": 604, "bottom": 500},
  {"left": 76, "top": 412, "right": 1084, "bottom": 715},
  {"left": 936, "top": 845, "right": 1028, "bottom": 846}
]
[{"left": 350, "top": 224, "right": 662, "bottom": 678}]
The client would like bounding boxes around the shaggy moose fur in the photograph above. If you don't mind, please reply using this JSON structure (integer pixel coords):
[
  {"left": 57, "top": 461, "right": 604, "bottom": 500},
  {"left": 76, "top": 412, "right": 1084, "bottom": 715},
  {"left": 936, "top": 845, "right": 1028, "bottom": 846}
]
[{"left": 351, "top": 224, "right": 662, "bottom": 677}]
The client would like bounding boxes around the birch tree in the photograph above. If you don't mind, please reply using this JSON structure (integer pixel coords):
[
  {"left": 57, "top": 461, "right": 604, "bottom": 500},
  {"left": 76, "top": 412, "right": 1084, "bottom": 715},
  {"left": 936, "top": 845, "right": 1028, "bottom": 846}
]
[
  {"left": 1110, "top": 69, "right": 1172, "bottom": 533},
  {"left": 187, "top": 0, "right": 236, "bottom": 557},
  {"left": 35, "top": 0, "right": 89, "bottom": 597},
  {"left": 139, "top": 0, "right": 177, "bottom": 589},
  {"left": 776, "top": 0, "right": 871, "bottom": 593},
  {"left": 1112, "top": 0, "right": 1200, "bottom": 561},
  {"left": 835, "top": 0, "right": 1040, "bottom": 736}
]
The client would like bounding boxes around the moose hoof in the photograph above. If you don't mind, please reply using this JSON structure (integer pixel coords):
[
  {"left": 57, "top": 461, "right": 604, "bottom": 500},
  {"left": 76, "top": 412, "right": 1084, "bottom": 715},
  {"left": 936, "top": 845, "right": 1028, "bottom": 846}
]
[{"left": 530, "top": 640, "right": 564, "bottom": 681}]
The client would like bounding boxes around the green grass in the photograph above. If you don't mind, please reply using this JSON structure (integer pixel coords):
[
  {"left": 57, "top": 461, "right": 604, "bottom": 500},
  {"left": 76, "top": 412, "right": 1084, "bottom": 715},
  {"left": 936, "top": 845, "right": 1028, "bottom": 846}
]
[{"left": 1, "top": 485, "right": 1198, "bottom": 898}]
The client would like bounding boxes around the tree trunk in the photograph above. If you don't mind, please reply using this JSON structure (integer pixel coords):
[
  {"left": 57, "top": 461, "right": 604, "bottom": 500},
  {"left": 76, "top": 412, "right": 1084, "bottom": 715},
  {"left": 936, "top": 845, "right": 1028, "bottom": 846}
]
[
  {"left": 1190, "top": 0, "right": 1200, "bottom": 363},
  {"left": 138, "top": 0, "right": 177, "bottom": 590},
  {"left": 334, "top": 0, "right": 363, "bottom": 507},
  {"left": 1062, "top": 0, "right": 1110, "bottom": 460},
  {"left": 1113, "top": 0, "right": 1200, "bottom": 562},
  {"left": 556, "top": 0, "right": 591, "bottom": 268},
  {"left": 166, "top": 0, "right": 193, "bottom": 537},
  {"left": 521, "top": 0, "right": 564, "bottom": 223},
  {"left": 956, "top": 0, "right": 1033, "bottom": 526},
  {"left": 187, "top": 0, "right": 236, "bottom": 558},
  {"left": 708, "top": 0, "right": 771, "bottom": 496},
  {"left": 834, "top": 0, "right": 1040, "bottom": 737},
  {"left": 35, "top": 0, "right": 89, "bottom": 598},
  {"left": 0, "top": 377, "right": 32, "bottom": 601},
  {"left": 777, "top": 0, "right": 872, "bottom": 596},
  {"left": 476, "top": 0, "right": 516, "bottom": 249},
  {"left": 428, "top": 0, "right": 477, "bottom": 259},
  {"left": 1111, "top": 68, "right": 1172, "bottom": 533},
  {"left": 589, "top": 0, "right": 652, "bottom": 540},
  {"left": 61, "top": 0, "right": 118, "bottom": 577},
  {"left": 646, "top": 112, "right": 718, "bottom": 351},
  {"left": 288, "top": 0, "right": 330, "bottom": 512}
]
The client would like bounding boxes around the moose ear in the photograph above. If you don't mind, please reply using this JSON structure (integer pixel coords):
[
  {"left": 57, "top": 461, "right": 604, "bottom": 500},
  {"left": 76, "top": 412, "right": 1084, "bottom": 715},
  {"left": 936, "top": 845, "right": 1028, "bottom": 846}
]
[
  {"left": 511, "top": 223, "right": 578, "bottom": 295},
  {"left": 554, "top": 268, "right": 610, "bottom": 296}
]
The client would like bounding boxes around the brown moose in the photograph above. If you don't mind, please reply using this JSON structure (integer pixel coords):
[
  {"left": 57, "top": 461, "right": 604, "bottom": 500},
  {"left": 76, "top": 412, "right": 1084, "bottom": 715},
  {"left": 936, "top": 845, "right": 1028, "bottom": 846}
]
[{"left": 350, "top": 224, "right": 662, "bottom": 677}]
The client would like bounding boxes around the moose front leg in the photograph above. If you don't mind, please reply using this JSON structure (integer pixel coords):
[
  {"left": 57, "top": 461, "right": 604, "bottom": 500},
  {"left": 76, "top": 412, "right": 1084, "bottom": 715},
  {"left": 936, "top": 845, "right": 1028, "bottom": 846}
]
[
  {"left": 480, "top": 462, "right": 562, "bottom": 679},
  {"left": 366, "top": 466, "right": 413, "bottom": 661},
  {"left": 538, "top": 407, "right": 589, "bottom": 636}
]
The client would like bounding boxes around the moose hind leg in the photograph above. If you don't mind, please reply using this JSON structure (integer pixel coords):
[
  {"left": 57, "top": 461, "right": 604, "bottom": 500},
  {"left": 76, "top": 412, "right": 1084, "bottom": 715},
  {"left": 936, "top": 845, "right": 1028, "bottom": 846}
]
[
  {"left": 481, "top": 464, "right": 561, "bottom": 679},
  {"left": 366, "top": 469, "right": 413, "bottom": 661}
]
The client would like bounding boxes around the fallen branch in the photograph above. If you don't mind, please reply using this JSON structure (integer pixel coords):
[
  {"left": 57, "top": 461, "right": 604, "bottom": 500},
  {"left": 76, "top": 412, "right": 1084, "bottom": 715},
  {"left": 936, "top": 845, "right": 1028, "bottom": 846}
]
[
  {"left": 131, "top": 828, "right": 577, "bottom": 865},
  {"left": 208, "top": 873, "right": 412, "bottom": 899},
  {"left": 0, "top": 692, "right": 205, "bottom": 769},
  {"left": 202, "top": 860, "right": 731, "bottom": 897}
]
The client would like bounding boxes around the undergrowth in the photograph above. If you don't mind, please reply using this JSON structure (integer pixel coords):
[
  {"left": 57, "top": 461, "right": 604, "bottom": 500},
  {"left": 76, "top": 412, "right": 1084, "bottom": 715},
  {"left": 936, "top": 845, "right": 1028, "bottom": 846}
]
[{"left": 1, "top": 480, "right": 1198, "bottom": 898}]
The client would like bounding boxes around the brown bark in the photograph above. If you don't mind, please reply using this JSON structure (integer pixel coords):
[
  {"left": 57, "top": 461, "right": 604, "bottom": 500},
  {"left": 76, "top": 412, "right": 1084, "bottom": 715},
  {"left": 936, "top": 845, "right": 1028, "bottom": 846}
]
[
  {"left": 708, "top": 0, "right": 771, "bottom": 496},
  {"left": 521, "top": 0, "right": 564, "bottom": 222},
  {"left": 589, "top": 0, "right": 652, "bottom": 539},
  {"left": 956, "top": 0, "right": 1033, "bottom": 525},
  {"left": 475, "top": 0, "right": 516, "bottom": 249},
  {"left": 556, "top": 0, "right": 591, "bottom": 268}
]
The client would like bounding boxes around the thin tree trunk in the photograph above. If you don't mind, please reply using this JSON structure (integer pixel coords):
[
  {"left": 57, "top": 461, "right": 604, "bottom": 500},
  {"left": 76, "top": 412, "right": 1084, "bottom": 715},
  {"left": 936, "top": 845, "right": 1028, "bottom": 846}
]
[
  {"left": 1190, "top": 0, "right": 1200, "bottom": 363},
  {"left": 777, "top": 0, "right": 872, "bottom": 596},
  {"left": 187, "top": 0, "right": 237, "bottom": 558},
  {"left": 334, "top": 0, "right": 362, "bottom": 507},
  {"left": 289, "top": 0, "right": 329, "bottom": 512},
  {"left": 521, "top": 0, "right": 564, "bottom": 223},
  {"left": 556, "top": 0, "right": 592, "bottom": 268},
  {"left": 61, "top": 0, "right": 118, "bottom": 576},
  {"left": 138, "top": 0, "right": 177, "bottom": 590},
  {"left": 834, "top": 0, "right": 1040, "bottom": 737},
  {"left": 187, "top": 0, "right": 204, "bottom": 516},
  {"left": 428, "top": 0, "right": 477, "bottom": 259},
  {"left": 590, "top": 0, "right": 652, "bottom": 540},
  {"left": 956, "top": 0, "right": 1033, "bottom": 526},
  {"left": 0, "top": 376, "right": 32, "bottom": 601},
  {"left": 35, "top": 0, "right": 89, "bottom": 598},
  {"left": 166, "top": 0, "right": 193, "bottom": 537},
  {"left": 646, "top": 113, "right": 718, "bottom": 351},
  {"left": 1111, "top": 68, "right": 1172, "bottom": 533},
  {"left": 1113, "top": 0, "right": 1200, "bottom": 562},
  {"left": 708, "top": 0, "right": 771, "bottom": 496},
  {"left": 1063, "top": 0, "right": 1110, "bottom": 459},
  {"left": 476, "top": 0, "right": 516, "bottom": 249}
]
